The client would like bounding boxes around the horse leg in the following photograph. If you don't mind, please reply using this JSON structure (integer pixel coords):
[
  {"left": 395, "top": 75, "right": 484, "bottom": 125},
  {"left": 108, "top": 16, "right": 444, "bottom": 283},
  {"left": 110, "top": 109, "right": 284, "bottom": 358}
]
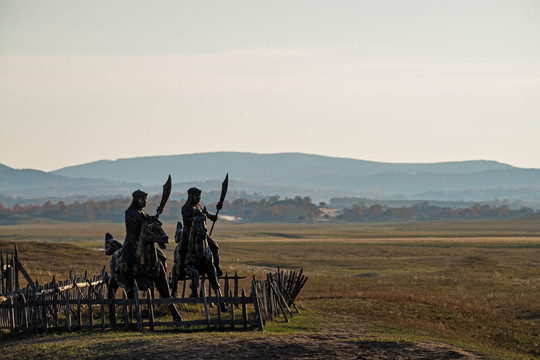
[
  {"left": 108, "top": 275, "right": 118, "bottom": 299},
  {"left": 171, "top": 262, "right": 179, "bottom": 298},
  {"left": 155, "top": 268, "right": 182, "bottom": 322},
  {"left": 211, "top": 280, "right": 227, "bottom": 312},
  {"left": 108, "top": 276, "right": 119, "bottom": 323},
  {"left": 216, "top": 287, "right": 228, "bottom": 313},
  {"left": 116, "top": 270, "right": 135, "bottom": 322},
  {"left": 125, "top": 273, "right": 135, "bottom": 299},
  {"left": 207, "top": 265, "right": 228, "bottom": 312},
  {"left": 185, "top": 262, "right": 199, "bottom": 298},
  {"left": 190, "top": 270, "right": 199, "bottom": 298}
]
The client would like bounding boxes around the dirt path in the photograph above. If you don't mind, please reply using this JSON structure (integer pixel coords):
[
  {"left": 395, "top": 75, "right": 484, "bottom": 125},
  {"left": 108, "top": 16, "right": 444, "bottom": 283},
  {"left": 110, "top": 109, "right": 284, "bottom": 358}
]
[
  {"left": 156, "top": 332, "right": 483, "bottom": 360},
  {"left": 1, "top": 329, "right": 484, "bottom": 360}
]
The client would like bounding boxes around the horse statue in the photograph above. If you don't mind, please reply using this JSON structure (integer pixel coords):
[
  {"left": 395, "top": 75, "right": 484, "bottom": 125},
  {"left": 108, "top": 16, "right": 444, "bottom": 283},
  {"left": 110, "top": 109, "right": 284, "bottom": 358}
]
[
  {"left": 171, "top": 210, "right": 226, "bottom": 310},
  {"left": 105, "top": 216, "right": 182, "bottom": 322}
]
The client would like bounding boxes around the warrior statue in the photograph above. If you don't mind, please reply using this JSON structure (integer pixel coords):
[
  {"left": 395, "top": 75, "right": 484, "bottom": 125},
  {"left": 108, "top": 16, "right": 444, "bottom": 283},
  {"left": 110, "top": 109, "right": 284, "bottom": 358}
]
[
  {"left": 116, "top": 189, "right": 168, "bottom": 278},
  {"left": 176, "top": 187, "right": 222, "bottom": 278},
  {"left": 106, "top": 176, "right": 182, "bottom": 321}
]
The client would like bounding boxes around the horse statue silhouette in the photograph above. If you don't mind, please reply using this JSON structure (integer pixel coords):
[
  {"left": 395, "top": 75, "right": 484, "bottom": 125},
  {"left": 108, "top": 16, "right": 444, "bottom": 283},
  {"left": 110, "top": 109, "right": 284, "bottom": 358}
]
[
  {"left": 105, "top": 216, "right": 182, "bottom": 322},
  {"left": 171, "top": 209, "right": 226, "bottom": 311}
]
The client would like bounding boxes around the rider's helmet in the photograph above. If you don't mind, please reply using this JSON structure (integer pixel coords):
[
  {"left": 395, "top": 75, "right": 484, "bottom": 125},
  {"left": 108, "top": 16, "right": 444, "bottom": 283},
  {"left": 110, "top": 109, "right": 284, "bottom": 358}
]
[
  {"left": 187, "top": 187, "right": 202, "bottom": 196},
  {"left": 132, "top": 189, "right": 148, "bottom": 199}
]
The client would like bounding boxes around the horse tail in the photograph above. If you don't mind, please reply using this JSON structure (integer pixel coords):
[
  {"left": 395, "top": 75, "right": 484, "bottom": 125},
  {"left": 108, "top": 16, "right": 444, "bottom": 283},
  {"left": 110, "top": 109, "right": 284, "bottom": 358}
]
[{"left": 105, "top": 233, "right": 123, "bottom": 255}]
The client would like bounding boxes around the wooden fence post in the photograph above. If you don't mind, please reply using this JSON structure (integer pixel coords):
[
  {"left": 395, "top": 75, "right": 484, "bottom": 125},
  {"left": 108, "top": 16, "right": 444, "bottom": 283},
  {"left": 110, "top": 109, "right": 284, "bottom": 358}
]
[
  {"left": 14, "top": 246, "right": 19, "bottom": 292},
  {"left": 33, "top": 286, "right": 39, "bottom": 333},
  {"left": 122, "top": 290, "right": 129, "bottom": 330},
  {"left": 201, "top": 277, "right": 210, "bottom": 328},
  {"left": 241, "top": 289, "right": 248, "bottom": 330},
  {"left": 133, "top": 282, "right": 142, "bottom": 332},
  {"left": 7, "top": 255, "right": 14, "bottom": 293},
  {"left": 0, "top": 252, "right": 4, "bottom": 294},
  {"left": 147, "top": 289, "right": 154, "bottom": 332},
  {"left": 110, "top": 290, "right": 116, "bottom": 329},
  {"left": 77, "top": 290, "right": 82, "bottom": 329},
  {"left": 5, "top": 253, "right": 10, "bottom": 293},
  {"left": 229, "top": 290, "right": 235, "bottom": 329},
  {"left": 8, "top": 296, "right": 15, "bottom": 333},
  {"left": 42, "top": 294, "right": 48, "bottom": 333},
  {"left": 88, "top": 292, "right": 93, "bottom": 331},
  {"left": 181, "top": 277, "right": 187, "bottom": 298},
  {"left": 52, "top": 288, "right": 59, "bottom": 328},
  {"left": 234, "top": 271, "right": 239, "bottom": 307},
  {"left": 224, "top": 272, "right": 229, "bottom": 301},
  {"left": 268, "top": 275, "right": 292, "bottom": 320},
  {"left": 20, "top": 294, "right": 28, "bottom": 332},
  {"left": 65, "top": 291, "right": 71, "bottom": 332},
  {"left": 251, "top": 279, "right": 264, "bottom": 331},
  {"left": 15, "top": 260, "right": 34, "bottom": 289},
  {"left": 100, "top": 293, "right": 105, "bottom": 331}
]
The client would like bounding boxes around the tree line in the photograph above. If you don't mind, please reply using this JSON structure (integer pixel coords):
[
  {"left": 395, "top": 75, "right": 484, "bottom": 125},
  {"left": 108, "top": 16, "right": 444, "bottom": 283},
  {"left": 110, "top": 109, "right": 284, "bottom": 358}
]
[
  {"left": 337, "top": 201, "right": 535, "bottom": 222},
  {"left": 0, "top": 195, "right": 321, "bottom": 223},
  {"left": 0, "top": 197, "right": 535, "bottom": 223}
]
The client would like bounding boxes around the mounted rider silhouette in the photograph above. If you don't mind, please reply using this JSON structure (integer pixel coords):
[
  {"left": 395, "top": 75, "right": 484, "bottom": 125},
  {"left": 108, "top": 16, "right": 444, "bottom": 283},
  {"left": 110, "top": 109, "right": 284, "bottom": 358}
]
[
  {"left": 176, "top": 187, "right": 222, "bottom": 278},
  {"left": 116, "top": 189, "right": 168, "bottom": 279}
]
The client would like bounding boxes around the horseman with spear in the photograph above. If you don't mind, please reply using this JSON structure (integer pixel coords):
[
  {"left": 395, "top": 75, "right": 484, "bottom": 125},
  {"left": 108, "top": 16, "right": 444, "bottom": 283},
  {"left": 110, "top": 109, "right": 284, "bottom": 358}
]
[{"left": 175, "top": 174, "right": 228, "bottom": 279}]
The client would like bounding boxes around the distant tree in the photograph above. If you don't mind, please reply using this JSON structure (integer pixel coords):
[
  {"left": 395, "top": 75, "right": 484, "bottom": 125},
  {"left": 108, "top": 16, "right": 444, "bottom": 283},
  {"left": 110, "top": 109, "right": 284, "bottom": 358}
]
[
  {"left": 367, "top": 204, "right": 384, "bottom": 217},
  {"left": 337, "top": 204, "right": 364, "bottom": 221},
  {"left": 57, "top": 201, "right": 67, "bottom": 216},
  {"left": 0, "top": 196, "right": 535, "bottom": 223}
]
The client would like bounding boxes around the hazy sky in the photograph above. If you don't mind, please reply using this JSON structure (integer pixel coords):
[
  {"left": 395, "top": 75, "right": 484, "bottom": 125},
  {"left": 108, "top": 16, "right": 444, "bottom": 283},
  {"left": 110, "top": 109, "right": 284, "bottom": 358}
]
[{"left": 1, "top": 0, "right": 539, "bottom": 171}]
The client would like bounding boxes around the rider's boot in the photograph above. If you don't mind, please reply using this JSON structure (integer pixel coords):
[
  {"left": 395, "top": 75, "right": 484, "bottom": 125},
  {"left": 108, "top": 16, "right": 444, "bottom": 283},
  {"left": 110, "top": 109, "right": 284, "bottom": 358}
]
[
  {"left": 213, "top": 253, "right": 223, "bottom": 277},
  {"left": 214, "top": 288, "right": 228, "bottom": 312},
  {"left": 169, "top": 304, "right": 183, "bottom": 322}
]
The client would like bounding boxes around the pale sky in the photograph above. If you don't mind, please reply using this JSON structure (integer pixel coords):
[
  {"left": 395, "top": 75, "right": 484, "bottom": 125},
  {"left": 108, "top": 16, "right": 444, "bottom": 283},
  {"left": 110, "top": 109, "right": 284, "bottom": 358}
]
[{"left": 1, "top": 0, "right": 539, "bottom": 171}]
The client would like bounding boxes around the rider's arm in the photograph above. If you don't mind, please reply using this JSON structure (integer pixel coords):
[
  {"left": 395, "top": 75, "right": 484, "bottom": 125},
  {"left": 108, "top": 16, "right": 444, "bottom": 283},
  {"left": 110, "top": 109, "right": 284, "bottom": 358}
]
[{"left": 201, "top": 206, "right": 218, "bottom": 222}]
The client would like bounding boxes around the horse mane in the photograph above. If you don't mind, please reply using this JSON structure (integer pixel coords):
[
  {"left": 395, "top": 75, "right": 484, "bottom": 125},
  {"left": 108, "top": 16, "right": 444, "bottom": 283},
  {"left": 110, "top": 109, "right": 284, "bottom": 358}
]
[{"left": 188, "top": 210, "right": 208, "bottom": 257}]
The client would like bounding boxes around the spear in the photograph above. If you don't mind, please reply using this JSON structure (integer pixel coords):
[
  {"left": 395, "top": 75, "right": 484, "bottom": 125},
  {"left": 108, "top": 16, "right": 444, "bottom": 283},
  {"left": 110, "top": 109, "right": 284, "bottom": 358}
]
[{"left": 209, "top": 173, "right": 228, "bottom": 236}]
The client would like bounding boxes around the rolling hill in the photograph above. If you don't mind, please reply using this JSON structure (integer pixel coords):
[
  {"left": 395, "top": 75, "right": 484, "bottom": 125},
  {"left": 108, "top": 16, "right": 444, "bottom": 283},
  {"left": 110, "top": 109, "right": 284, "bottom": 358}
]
[
  {"left": 0, "top": 164, "right": 142, "bottom": 199},
  {"left": 1, "top": 152, "right": 540, "bottom": 205}
]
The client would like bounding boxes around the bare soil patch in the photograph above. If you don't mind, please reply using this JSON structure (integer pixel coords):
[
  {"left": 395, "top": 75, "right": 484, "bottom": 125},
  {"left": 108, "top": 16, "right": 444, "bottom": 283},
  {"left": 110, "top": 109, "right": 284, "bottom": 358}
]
[{"left": 0, "top": 329, "right": 483, "bottom": 360}]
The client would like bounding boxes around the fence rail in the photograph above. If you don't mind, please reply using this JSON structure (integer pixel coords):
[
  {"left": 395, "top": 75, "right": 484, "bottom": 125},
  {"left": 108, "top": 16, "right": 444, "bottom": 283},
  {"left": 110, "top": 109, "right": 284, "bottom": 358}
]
[{"left": 1, "top": 246, "right": 307, "bottom": 335}]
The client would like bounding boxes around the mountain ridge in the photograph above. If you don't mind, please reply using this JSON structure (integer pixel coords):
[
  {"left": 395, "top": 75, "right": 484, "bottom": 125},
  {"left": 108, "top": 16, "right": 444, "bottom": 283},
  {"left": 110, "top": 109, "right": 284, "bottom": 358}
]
[
  {"left": 1, "top": 152, "right": 539, "bottom": 205},
  {"left": 50, "top": 152, "right": 515, "bottom": 185}
]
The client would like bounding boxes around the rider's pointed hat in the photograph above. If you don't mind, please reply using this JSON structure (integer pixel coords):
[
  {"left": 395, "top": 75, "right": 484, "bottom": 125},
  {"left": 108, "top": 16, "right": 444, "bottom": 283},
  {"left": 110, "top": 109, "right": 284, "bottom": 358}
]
[
  {"left": 187, "top": 187, "right": 202, "bottom": 196},
  {"left": 132, "top": 189, "right": 148, "bottom": 199}
]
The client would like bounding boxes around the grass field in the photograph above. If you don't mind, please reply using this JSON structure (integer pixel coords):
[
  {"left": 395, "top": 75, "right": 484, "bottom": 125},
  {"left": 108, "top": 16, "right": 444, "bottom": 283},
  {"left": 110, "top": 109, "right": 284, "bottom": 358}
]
[{"left": 0, "top": 217, "right": 539, "bottom": 359}]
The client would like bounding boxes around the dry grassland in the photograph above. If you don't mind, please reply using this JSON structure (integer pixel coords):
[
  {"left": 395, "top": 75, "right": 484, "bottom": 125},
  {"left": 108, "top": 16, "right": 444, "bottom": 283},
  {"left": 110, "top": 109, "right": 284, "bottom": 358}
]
[{"left": 0, "top": 217, "right": 539, "bottom": 359}]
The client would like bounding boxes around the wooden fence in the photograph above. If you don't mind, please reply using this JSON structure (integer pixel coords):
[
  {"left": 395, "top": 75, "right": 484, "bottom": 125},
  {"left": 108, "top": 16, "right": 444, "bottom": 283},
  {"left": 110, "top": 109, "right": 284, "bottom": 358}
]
[
  {"left": 0, "top": 247, "right": 307, "bottom": 335},
  {"left": 251, "top": 268, "right": 308, "bottom": 330},
  {"left": 1, "top": 246, "right": 33, "bottom": 294}
]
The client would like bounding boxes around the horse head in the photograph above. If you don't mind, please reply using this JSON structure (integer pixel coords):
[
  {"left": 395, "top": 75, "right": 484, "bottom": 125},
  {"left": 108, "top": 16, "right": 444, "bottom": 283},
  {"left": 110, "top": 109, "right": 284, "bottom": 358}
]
[{"left": 140, "top": 216, "right": 169, "bottom": 249}]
